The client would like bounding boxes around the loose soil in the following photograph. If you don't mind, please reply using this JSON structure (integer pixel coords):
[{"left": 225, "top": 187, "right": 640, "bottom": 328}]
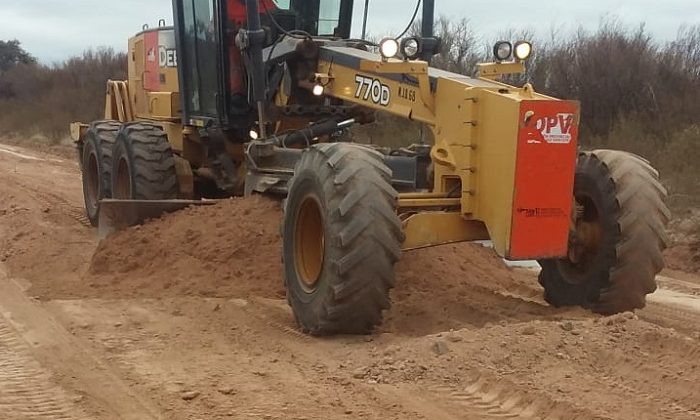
[
  {"left": 665, "top": 239, "right": 700, "bottom": 274},
  {"left": 88, "top": 196, "right": 286, "bottom": 300},
  {"left": 1, "top": 142, "right": 700, "bottom": 420}
]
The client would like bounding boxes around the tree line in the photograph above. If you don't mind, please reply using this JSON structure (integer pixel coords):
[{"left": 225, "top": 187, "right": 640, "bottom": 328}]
[
  {"left": 0, "top": 18, "right": 698, "bottom": 199},
  {"left": 369, "top": 18, "right": 700, "bottom": 200},
  {"left": 0, "top": 40, "right": 126, "bottom": 140}
]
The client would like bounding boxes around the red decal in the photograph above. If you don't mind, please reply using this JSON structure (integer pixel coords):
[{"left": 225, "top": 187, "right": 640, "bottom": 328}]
[
  {"left": 509, "top": 100, "right": 579, "bottom": 259},
  {"left": 144, "top": 31, "right": 159, "bottom": 91}
]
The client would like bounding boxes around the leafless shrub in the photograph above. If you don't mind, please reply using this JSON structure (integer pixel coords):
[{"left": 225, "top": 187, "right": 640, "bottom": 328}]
[
  {"left": 1, "top": 20, "right": 698, "bottom": 201},
  {"left": 0, "top": 47, "right": 126, "bottom": 142},
  {"left": 430, "top": 17, "right": 482, "bottom": 75},
  {"left": 379, "top": 18, "right": 700, "bottom": 201}
]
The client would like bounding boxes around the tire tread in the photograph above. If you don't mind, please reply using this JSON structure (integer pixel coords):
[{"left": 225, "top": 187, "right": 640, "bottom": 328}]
[
  {"left": 539, "top": 150, "right": 669, "bottom": 314},
  {"left": 285, "top": 143, "right": 402, "bottom": 335},
  {"left": 113, "top": 123, "right": 179, "bottom": 200}
]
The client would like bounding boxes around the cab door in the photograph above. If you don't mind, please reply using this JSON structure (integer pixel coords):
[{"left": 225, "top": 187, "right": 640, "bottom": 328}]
[{"left": 173, "top": 0, "right": 226, "bottom": 124}]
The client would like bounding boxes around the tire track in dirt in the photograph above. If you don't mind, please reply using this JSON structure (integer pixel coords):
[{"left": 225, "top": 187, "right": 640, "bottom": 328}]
[
  {"left": 0, "top": 317, "right": 86, "bottom": 419},
  {"left": 10, "top": 177, "right": 91, "bottom": 228},
  {"left": 243, "top": 299, "right": 605, "bottom": 420},
  {"left": 638, "top": 301, "right": 700, "bottom": 336},
  {"left": 0, "top": 151, "right": 89, "bottom": 228},
  {"left": 588, "top": 338, "right": 700, "bottom": 419},
  {"left": 422, "top": 372, "right": 610, "bottom": 420},
  {"left": 0, "top": 269, "right": 161, "bottom": 420},
  {"left": 36, "top": 190, "right": 91, "bottom": 227},
  {"left": 657, "top": 276, "right": 700, "bottom": 297}
]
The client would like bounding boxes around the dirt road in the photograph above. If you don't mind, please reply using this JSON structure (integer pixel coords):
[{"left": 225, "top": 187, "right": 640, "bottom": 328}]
[{"left": 1, "top": 143, "right": 699, "bottom": 420}]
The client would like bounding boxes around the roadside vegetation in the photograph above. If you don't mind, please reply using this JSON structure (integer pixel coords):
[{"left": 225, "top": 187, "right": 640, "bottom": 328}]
[
  {"left": 0, "top": 41, "right": 125, "bottom": 142},
  {"left": 360, "top": 19, "right": 700, "bottom": 204},
  {"left": 0, "top": 18, "right": 698, "bottom": 201}
]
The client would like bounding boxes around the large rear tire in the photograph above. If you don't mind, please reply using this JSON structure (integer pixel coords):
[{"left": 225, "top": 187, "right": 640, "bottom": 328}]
[
  {"left": 81, "top": 120, "right": 120, "bottom": 226},
  {"left": 283, "top": 143, "right": 404, "bottom": 335},
  {"left": 111, "top": 123, "right": 179, "bottom": 200},
  {"left": 538, "top": 150, "right": 670, "bottom": 314}
]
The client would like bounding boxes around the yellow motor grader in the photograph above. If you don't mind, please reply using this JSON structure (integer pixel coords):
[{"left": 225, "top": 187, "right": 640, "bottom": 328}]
[{"left": 71, "top": 0, "right": 669, "bottom": 335}]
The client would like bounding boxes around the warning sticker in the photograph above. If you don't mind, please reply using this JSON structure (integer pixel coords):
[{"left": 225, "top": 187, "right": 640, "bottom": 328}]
[{"left": 510, "top": 100, "right": 580, "bottom": 259}]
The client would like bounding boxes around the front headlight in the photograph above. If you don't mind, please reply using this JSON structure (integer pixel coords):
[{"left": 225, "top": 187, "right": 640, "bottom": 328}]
[
  {"left": 379, "top": 37, "right": 399, "bottom": 59},
  {"left": 401, "top": 37, "right": 421, "bottom": 60},
  {"left": 493, "top": 41, "right": 513, "bottom": 62},
  {"left": 514, "top": 41, "right": 533, "bottom": 61}
]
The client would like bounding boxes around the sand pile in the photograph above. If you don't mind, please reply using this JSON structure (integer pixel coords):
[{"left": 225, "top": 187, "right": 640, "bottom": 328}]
[
  {"left": 665, "top": 212, "right": 700, "bottom": 274},
  {"left": 88, "top": 196, "right": 285, "bottom": 299},
  {"left": 665, "top": 239, "right": 700, "bottom": 274},
  {"left": 384, "top": 243, "right": 545, "bottom": 335},
  {"left": 88, "top": 196, "right": 541, "bottom": 321}
]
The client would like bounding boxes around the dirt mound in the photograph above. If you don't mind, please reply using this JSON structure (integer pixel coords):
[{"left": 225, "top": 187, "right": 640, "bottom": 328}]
[
  {"left": 665, "top": 239, "right": 700, "bottom": 274},
  {"left": 88, "top": 196, "right": 285, "bottom": 299},
  {"left": 384, "top": 243, "right": 561, "bottom": 335},
  {"left": 665, "top": 210, "right": 700, "bottom": 274},
  {"left": 88, "top": 196, "right": 555, "bottom": 332}
]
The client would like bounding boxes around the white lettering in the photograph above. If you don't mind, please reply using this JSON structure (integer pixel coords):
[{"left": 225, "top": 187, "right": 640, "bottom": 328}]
[
  {"left": 158, "top": 46, "right": 178, "bottom": 68},
  {"left": 353, "top": 75, "right": 391, "bottom": 106}
]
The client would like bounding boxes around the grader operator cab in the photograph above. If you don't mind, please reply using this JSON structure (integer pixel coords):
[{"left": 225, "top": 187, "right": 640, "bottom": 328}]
[{"left": 71, "top": 0, "right": 670, "bottom": 335}]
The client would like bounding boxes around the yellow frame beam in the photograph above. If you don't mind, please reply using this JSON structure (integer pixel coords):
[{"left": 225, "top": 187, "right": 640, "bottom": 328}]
[
  {"left": 402, "top": 212, "right": 490, "bottom": 250},
  {"left": 398, "top": 193, "right": 460, "bottom": 209},
  {"left": 477, "top": 61, "right": 526, "bottom": 79}
]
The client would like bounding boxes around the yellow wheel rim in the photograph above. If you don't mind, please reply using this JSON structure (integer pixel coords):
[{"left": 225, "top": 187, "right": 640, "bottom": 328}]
[{"left": 294, "top": 195, "right": 325, "bottom": 291}]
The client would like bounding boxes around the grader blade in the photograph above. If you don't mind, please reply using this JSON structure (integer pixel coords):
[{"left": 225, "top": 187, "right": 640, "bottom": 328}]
[{"left": 97, "top": 199, "right": 218, "bottom": 239}]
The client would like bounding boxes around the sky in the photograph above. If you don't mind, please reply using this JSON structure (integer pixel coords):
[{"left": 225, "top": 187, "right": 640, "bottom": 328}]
[{"left": 1, "top": 0, "right": 698, "bottom": 64}]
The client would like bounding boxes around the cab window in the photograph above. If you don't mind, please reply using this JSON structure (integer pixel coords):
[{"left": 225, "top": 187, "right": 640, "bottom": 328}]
[
  {"left": 273, "top": 0, "right": 291, "bottom": 10},
  {"left": 180, "top": 0, "right": 219, "bottom": 117},
  {"left": 317, "top": 0, "right": 341, "bottom": 35}
]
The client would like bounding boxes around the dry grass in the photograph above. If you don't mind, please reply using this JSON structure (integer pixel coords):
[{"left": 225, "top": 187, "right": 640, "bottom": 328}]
[{"left": 0, "top": 48, "right": 126, "bottom": 142}]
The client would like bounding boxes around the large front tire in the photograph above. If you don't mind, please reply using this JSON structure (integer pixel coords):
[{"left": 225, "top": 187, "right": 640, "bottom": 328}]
[
  {"left": 538, "top": 150, "right": 670, "bottom": 314},
  {"left": 283, "top": 143, "right": 404, "bottom": 335},
  {"left": 111, "top": 123, "right": 179, "bottom": 200},
  {"left": 81, "top": 120, "right": 120, "bottom": 226}
]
